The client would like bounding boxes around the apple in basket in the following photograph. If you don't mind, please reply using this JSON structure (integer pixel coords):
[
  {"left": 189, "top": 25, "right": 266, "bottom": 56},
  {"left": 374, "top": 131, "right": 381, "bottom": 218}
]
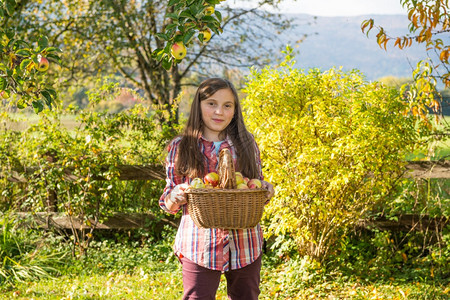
[
  {"left": 235, "top": 172, "right": 245, "bottom": 185},
  {"left": 248, "top": 178, "right": 262, "bottom": 189},
  {"left": 204, "top": 172, "right": 219, "bottom": 187},
  {"left": 190, "top": 178, "right": 205, "bottom": 189},
  {"left": 237, "top": 183, "right": 249, "bottom": 189}
]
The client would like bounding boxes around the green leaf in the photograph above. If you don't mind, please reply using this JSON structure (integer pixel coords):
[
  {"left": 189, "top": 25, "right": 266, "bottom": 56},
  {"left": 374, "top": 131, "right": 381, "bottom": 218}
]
[
  {"left": 44, "top": 47, "right": 62, "bottom": 53},
  {"left": 5, "top": 0, "right": 15, "bottom": 16},
  {"left": 16, "top": 97, "right": 26, "bottom": 109},
  {"left": 32, "top": 100, "right": 44, "bottom": 113},
  {"left": 42, "top": 95, "right": 53, "bottom": 108},
  {"left": 214, "top": 10, "right": 222, "bottom": 22},
  {"left": 183, "top": 29, "right": 195, "bottom": 45},
  {"left": 156, "top": 33, "right": 169, "bottom": 41},
  {"left": 191, "top": 4, "right": 205, "bottom": 18},
  {"left": 43, "top": 88, "right": 57, "bottom": 99},
  {"left": 165, "top": 23, "right": 178, "bottom": 32},
  {"left": 151, "top": 48, "right": 163, "bottom": 59},
  {"left": 165, "top": 13, "right": 178, "bottom": 19},
  {"left": 0, "top": 77, "right": 6, "bottom": 90},
  {"left": 156, "top": 50, "right": 166, "bottom": 61},
  {"left": 15, "top": 49, "right": 31, "bottom": 57},
  {"left": 13, "top": 39, "right": 30, "bottom": 48},
  {"left": 179, "top": 10, "right": 194, "bottom": 19},
  {"left": 5, "top": 28, "right": 14, "bottom": 40},
  {"left": 38, "top": 36, "right": 49, "bottom": 49},
  {"left": 19, "top": 59, "right": 31, "bottom": 71},
  {"left": 210, "top": 26, "right": 221, "bottom": 35},
  {"left": 46, "top": 53, "right": 61, "bottom": 63},
  {"left": 161, "top": 57, "right": 172, "bottom": 70},
  {"left": 41, "top": 90, "right": 52, "bottom": 103},
  {"left": 168, "top": 0, "right": 180, "bottom": 6},
  {"left": 201, "top": 16, "right": 216, "bottom": 22},
  {"left": 7, "top": 38, "right": 16, "bottom": 48}
]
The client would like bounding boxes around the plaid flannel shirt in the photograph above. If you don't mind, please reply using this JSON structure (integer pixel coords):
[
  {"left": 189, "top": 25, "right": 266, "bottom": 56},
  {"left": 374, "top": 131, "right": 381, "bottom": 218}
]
[{"left": 159, "top": 135, "right": 264, "bottom": 271}]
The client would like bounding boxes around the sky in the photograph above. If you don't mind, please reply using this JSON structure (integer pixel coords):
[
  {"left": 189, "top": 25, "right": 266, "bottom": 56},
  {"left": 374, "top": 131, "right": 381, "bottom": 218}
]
[{"left": 231, "top": 0, "right": 408, "bottom": 16}]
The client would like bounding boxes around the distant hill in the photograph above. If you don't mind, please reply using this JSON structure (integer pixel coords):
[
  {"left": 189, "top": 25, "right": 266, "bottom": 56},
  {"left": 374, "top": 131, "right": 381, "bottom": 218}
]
[{"left": 280, "top": 14, "right": 428, "bottom": 81}]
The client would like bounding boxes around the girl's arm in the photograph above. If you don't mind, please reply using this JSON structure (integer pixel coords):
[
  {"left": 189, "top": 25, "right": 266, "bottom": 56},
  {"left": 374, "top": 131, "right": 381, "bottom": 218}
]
[
  {"left": 159, "top": 138, "right": 187, "bottom": 214},
  {"left": 254, "top": 138, "right": 275, "bottom": 200}
]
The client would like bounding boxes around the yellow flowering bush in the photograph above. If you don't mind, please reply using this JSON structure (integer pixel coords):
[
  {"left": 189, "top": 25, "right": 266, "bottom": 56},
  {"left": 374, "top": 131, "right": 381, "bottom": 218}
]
[{"left": 243, "top": 53, "right": 422, "bottom": 262}]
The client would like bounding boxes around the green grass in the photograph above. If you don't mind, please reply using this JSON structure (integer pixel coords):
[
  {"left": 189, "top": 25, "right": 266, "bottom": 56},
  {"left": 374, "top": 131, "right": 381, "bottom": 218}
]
[
  {"left": 0, "top": 218, "right": 448, "bottom": 299},
  {"left": 2, "top": 260, "right": 448, "bottom": 299}
]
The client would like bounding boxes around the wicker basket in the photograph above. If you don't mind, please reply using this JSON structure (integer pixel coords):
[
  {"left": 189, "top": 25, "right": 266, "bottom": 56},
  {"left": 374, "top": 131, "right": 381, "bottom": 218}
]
[{"left": 186, "top": 148, "right": 267, "bottom": 229}]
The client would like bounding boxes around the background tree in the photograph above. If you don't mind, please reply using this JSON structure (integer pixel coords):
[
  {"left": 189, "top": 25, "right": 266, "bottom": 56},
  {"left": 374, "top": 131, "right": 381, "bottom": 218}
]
[
  {"left": 0, "top": 0, "right": 61, "bottom": 112},
  {"left": 362, "top": 0, "right": 449, "bottom": 124},
  {"left": 8, "top": 0, "right": 293, "bottom": 124}
]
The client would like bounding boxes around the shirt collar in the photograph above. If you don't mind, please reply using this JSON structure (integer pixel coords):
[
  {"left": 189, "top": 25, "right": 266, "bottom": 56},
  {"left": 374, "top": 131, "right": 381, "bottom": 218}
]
[{"left": 199, "top": 134, "right": 234, "bottom": 147}]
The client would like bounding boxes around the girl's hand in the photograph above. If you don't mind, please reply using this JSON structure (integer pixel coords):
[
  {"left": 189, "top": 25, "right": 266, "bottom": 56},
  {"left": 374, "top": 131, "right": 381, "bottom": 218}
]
[
  {"left": 166, "top": 183, "right": 189, "bottom": 210},
  {"left": 261, "top": 180, "right": 275, "bottom": 200}
]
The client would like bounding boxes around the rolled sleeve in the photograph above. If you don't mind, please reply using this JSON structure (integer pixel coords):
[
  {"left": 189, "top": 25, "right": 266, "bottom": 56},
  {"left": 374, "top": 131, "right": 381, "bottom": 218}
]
[
  {"left": 159, "top": 137, "right": 185, "bottom": 214},
  {"left": 253, "top": 139, "right": 264, "bottom": 181},
  {"left": 252, "top": 138, "right": 271, "bottom": 205}
]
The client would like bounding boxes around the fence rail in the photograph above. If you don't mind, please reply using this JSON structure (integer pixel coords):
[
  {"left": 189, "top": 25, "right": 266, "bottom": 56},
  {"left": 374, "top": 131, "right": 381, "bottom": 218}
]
[
  {"left": 4, "top": 161, "right": 450, "bottom": 231},
  {"left": 404, "top": 160, "right": 450, "bottom": 178},
  {"left": 7, "top": 161, "right": 450, "bottom": 183}
]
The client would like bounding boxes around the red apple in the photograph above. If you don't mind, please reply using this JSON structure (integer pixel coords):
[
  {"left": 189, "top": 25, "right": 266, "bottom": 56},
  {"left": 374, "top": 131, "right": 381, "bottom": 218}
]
[
  {"left": 37, "top": 56, "right": 49, "bottom": 72},
  {"left": 248, "top": 179, "right": 262, "bottom": 189},
  {"left": 170, "top": 42, "right": 187, "bottom": 60},
  {"left": 0, "top": 90, "right": 9, "bottom": 99},
  {"left": 204, "top": 172, "right": 219, "bottom": 187}
]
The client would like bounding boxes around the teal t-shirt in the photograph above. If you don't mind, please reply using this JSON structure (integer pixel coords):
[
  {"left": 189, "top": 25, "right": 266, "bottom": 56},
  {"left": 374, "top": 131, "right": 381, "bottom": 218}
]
[{"left": 213, "top": 141, "right": 224, "bottom": 156}]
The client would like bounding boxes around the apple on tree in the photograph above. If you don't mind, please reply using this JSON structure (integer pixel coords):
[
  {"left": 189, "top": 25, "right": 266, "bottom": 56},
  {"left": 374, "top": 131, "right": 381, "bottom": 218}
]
[
  {"left": 170, "top": 42, "right": 187, "bottom": 60},
  {"left": 204, "top": 6, "right": 214, "bottom": 16},
  {"left": 199, "top": 29, "right": 212, "bottom": 43},
  {"left": 0, "top": 90, "right": 9, "bottom": 99},
  {"left": 37, "top": 56, "right": 49, "bottom": 72}
]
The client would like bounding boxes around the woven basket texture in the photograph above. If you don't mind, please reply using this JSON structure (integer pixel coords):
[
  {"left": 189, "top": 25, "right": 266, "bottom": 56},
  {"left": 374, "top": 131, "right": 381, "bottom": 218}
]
[
  {"left": 186, "top": 148, "right": 267, "bottom": 229},
  {"left": 187, "top": 188, "right": 267, "bottom": 229}
]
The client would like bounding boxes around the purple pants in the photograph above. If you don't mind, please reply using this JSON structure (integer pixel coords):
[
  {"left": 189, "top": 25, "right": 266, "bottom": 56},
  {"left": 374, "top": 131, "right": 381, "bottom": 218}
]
[{"left": 179, "top": 255, "right": 262, "bottom": 300}]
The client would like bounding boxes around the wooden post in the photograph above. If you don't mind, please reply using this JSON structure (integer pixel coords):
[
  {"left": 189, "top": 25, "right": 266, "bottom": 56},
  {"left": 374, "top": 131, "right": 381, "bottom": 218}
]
[{"left": 45, "top": 151, "right": 58, "bottom": 212}]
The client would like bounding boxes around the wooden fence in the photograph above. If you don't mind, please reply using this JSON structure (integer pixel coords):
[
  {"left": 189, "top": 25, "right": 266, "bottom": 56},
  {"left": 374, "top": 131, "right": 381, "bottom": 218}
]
[{"left": 5, "top": 161, "right": 450, "bottom": 232}]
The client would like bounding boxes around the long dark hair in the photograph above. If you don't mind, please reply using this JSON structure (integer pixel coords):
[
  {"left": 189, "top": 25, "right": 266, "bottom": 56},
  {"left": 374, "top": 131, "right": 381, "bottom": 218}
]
[{"left": 176, "top": 78, "right": 259, "bottom": 179}]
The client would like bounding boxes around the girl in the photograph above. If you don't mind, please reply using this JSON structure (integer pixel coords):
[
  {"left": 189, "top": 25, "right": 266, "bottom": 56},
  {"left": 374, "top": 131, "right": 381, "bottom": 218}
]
[{"left": 160, "top": 78, "right": 274, "bottom": 300}]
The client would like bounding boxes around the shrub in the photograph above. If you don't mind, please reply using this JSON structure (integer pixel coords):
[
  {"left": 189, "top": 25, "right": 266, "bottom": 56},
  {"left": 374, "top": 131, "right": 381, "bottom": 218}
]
[
  {"left": 0, "top": 77, "right": 180, "bottom": 256},
  {"left": 243, "top": 51, "right": 424, "bottom": 262}
]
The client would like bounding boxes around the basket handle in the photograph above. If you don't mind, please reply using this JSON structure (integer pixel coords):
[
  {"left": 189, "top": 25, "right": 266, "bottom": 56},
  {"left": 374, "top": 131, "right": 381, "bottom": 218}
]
[{"left": 218, "top": 148, "right": 236, "bottom": 189}]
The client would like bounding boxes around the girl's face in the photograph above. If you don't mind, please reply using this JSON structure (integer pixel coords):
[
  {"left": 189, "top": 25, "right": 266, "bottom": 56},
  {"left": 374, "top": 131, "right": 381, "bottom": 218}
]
[{"left": 200, "top": 88, "right": 235, "bottom": 141}]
